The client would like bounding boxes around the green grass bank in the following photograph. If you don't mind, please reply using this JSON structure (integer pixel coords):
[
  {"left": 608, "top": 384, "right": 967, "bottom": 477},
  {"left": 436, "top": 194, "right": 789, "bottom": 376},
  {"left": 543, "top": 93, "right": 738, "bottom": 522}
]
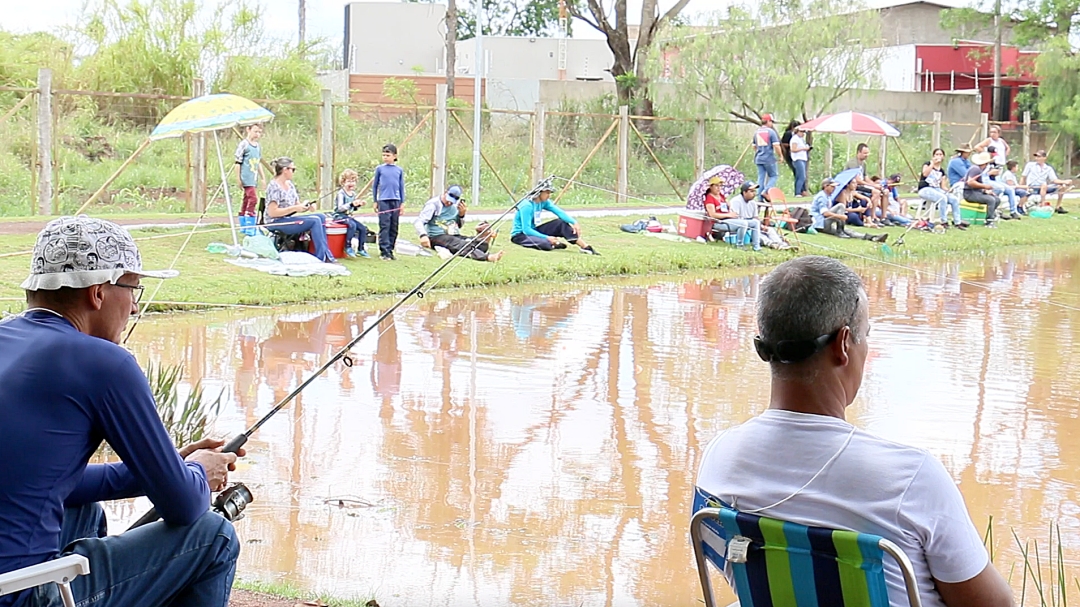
[{"left": 2, "top": 213, "right": 1078, "bottom": 315}]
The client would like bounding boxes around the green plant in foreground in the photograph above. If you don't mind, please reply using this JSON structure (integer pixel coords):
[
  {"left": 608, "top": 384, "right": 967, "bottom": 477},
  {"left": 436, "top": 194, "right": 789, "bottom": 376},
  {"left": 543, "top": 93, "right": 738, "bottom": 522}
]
[{"left": 146, "top": 363, "right": 224, "bottom": 447}]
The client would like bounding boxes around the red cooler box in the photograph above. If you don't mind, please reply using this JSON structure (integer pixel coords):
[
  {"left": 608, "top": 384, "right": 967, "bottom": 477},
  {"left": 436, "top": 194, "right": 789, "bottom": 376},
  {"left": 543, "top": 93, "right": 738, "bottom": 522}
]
[
  {"left": 310, "top": 221, "right": 348, "bottom": 259},
  {"left": 677, "top": 211, "right": 712, "bottom": 240}
]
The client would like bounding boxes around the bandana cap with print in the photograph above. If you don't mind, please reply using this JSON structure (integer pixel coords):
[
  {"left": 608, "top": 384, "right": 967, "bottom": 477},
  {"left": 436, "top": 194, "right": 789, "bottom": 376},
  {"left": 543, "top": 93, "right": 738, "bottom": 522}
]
[{"left": 21, "top": 215, "right": 179, "bottom": 291}]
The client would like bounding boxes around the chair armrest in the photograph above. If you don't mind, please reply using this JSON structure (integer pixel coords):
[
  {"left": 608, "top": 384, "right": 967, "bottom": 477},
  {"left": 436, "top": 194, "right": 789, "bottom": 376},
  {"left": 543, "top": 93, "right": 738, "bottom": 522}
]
[{"left": 0, "top": 555, "right": 90, "bottom": 597}]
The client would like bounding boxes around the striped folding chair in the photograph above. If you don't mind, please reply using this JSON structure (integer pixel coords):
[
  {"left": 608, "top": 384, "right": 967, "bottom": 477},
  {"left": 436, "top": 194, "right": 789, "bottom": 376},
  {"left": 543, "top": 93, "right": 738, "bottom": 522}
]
[{"left": 691, "top": 488, "right": 922, "bottom": 607}]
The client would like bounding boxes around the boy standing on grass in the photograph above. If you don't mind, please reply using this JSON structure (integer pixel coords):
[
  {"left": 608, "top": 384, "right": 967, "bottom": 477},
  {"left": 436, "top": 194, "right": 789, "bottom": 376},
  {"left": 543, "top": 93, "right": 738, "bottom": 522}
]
[
  {"left": 333, "top": 169, "right": 371, "bottom": 258},
  {"left": 234, "top": 124, "right": 263, "bottom": 235},
  {"left": 373, "top": 143, "right": 405, "bottom": 260}
]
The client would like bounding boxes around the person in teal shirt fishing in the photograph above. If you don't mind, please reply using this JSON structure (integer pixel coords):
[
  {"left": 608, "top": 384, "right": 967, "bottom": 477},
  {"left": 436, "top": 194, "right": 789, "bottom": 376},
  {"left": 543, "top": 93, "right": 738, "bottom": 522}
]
[{"left": 510, "top": 179, "right": 598, "bottom": 254}]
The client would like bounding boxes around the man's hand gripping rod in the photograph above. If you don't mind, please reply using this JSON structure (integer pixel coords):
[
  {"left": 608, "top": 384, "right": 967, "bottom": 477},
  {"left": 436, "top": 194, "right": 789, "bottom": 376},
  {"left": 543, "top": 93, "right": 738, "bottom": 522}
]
[{"left": 127, "top": 177, "right": 550, "bottom": 531}]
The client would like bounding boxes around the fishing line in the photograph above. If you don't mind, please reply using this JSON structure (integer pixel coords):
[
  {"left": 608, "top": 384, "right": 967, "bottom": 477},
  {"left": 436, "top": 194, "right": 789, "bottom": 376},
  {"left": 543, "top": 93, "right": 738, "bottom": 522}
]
[{"left": 127, "top": 175, "right": 539, "bottom": 530}]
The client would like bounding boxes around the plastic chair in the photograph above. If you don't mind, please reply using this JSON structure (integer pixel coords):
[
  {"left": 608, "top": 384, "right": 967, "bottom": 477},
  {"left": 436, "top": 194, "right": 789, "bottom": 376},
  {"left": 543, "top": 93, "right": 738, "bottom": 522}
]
[
  {"left": 691, "top": 488, "right": 922, "bottom": 607},
  {"left": 0, "top": 555, "right": 90, "bottom": 607}
]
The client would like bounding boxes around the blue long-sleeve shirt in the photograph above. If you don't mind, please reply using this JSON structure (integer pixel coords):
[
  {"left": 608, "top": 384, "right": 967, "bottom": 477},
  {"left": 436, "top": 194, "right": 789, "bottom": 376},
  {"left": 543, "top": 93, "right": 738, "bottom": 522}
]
[
  {"left": 512, "top": 198, "right": 575, "bottom": 238},
  {"left": 0, "top": 312, "right": 210, "bottom": 605},
  {"left": 372, "top": 163, "right": 405, "bottom": 203},
  {"left": 947, "top": 156, "right": 971, "bottom": 188}
]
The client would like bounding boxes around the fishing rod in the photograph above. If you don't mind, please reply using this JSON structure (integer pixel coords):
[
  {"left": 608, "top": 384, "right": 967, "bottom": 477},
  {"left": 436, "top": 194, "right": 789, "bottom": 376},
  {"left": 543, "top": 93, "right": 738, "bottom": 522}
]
[{"left": 127, "top": 176, "right": 551, "bottom": 530}]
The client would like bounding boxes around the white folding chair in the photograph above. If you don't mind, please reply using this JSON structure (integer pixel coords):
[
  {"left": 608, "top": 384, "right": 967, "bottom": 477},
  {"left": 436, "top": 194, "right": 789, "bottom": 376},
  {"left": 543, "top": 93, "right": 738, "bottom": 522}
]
[{"left": 0, "top": 555, "right": 90, "bottom": 607}]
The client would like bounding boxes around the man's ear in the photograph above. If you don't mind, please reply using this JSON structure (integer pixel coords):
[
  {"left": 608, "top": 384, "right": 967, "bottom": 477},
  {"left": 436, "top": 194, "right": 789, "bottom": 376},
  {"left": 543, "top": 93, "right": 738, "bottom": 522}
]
[
  {"left": 86, "top": 284, "right": 106, "bottom": 311},
  {"left": 833, "top": 326, "right": 851, "bottom": 367}
]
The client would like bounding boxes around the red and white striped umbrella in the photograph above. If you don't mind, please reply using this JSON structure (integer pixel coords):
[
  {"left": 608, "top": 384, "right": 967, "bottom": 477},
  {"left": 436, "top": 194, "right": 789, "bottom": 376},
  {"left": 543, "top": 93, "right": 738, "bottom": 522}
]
[{"left": 797, "top": 111, "right": 900, "bottom": 137}]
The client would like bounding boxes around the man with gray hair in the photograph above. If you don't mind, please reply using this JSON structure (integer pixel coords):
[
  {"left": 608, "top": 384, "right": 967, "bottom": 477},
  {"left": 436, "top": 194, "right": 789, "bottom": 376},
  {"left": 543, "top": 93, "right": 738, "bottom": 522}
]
[
  {"left": 694, "top": 256, "right": 1013, "bottom": 607},
  {"left": 0, "top": 216, "right": 241, "bottom": 607}
]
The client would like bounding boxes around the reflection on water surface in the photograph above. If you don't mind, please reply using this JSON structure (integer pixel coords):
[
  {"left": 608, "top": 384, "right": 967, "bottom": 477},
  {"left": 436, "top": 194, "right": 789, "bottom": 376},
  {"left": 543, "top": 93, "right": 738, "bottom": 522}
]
[{"left": 118, "top": 250, "right": 1080, "bottom": 606}]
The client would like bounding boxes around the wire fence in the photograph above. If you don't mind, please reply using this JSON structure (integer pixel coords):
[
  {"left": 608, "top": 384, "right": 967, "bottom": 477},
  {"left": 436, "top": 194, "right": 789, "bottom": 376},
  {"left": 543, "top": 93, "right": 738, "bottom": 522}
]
[{"left": 0, "top": 83, "right": 1073, "bottom": 218}]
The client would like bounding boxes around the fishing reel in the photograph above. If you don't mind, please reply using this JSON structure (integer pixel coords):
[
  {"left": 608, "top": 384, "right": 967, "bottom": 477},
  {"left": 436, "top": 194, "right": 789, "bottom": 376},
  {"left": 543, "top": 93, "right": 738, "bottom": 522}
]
[{"left": 212, "top": 483, "right": 254, "bottom": 522}]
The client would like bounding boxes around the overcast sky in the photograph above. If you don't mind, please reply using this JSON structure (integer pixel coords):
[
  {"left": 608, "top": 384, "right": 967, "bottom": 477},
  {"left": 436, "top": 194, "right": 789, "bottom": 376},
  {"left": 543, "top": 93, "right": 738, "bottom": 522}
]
[
  {"left": 4, "top": 0, "right": 812, "bottom": 44},
  {"left": 6, "top": 0, "right": 976, "bottom": 49}
]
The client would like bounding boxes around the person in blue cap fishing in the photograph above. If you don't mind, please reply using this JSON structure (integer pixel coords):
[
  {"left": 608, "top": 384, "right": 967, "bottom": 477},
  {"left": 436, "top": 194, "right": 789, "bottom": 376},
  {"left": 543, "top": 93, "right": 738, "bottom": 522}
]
[{"left": 416, "top": 185, "right": 504, "bottom": 263}]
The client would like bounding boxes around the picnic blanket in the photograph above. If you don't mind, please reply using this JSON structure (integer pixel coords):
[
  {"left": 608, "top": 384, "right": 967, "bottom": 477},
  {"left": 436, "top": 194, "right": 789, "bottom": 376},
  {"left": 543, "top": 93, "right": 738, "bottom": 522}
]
[{"left": 224, "top": 251, "right": 351, "bottom": 277}]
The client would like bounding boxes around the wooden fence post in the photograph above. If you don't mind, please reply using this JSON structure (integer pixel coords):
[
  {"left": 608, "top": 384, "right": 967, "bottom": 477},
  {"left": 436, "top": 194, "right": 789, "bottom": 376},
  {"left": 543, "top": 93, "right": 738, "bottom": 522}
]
[
  {"left": 37, "top": 68, "right": 53, "bottom": 215},
  {"left": 431, "top": 84, "right": 448, "bottom": 197},
  {"left": 879, "top": 135, "right": 888, "bottom": 178},
  {"left": 616, "top": 105, "right": 629, "bottom": 204},
  {"left": 826, "top": 137, "right": 834, "bottom": 177},
  {"left": 531, "top": 102, "right": 546, "bottom": 183},
  {"left": 318, "top": 89, "right": 334, "bottom": 201},
  {"left": 694, "top": 118, "right": 706, "bottom": 178},
  {"left": 189, "top": 78, "right": 207, "bottom": 212},
  {"left": 980, "top": 113, "right": 989, "bottom": 140},
  {"left": 932, "top": 112, "right": 941, "bottom": 150},
  {"left": 1066, "top": 137, "right": 1073, "bottom": 180},
  {"left": 1022, "top": 111, "right": 1031, "bottom": 162}
]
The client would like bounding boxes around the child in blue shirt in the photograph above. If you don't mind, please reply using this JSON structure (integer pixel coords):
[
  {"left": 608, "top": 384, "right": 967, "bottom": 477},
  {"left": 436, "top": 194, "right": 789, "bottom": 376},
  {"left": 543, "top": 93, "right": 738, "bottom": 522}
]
[
  {"left": 332, "top": 169, "right": 371, "bottom": 258},
  {"left": 234, "top": 124, "right": 263, "bottom": 235},
  {"left": 372, "top": 143, "right": 405, "bottom": 260}
]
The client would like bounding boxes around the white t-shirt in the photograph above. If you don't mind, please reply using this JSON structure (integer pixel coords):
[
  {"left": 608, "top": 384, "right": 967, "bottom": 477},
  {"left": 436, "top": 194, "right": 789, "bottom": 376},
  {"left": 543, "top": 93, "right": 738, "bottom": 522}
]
[
  {"left": 987, "top": 136, "right": 1008, "bottom": 165},
  {"left": 790, "top": 134, "right": 809, "bottom": 162},
  {"left": 1022, "top": 162, "right": 1058, "bottom": 187},
  {"left": 696, "top": 409, "right": 989, "bottom": 607}
]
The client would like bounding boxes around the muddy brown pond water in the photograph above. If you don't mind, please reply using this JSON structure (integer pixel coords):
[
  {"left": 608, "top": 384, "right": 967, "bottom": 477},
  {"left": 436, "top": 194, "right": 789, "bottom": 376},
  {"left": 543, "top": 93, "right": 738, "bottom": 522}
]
[{"left": 108, "top": 249, "right": 1080, "bottom": 606}]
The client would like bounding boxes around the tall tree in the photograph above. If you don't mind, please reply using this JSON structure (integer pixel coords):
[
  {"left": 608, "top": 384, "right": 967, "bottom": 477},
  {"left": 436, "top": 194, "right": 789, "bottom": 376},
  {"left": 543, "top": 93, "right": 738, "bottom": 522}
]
[
  {"left": 298, "top": 0, "right": 306, "bottom": 47},
  {"left": 412, "top": 0, "right": 564, "bottom": 38},
  {"left": 446, "top": 0, "right": 457, "bottom": 97},
  {"left": 647, "top": 0, "right": 883, "bottom": 124},
  {"left": 569, "top": 0, "right": 690, "bottom": 115}
]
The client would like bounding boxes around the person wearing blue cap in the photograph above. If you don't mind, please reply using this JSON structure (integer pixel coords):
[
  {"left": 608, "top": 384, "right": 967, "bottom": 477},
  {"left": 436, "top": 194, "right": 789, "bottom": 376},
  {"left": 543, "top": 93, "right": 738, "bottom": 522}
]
[{"left": 415, "top": 185, "right": 504, "bottom": 262}]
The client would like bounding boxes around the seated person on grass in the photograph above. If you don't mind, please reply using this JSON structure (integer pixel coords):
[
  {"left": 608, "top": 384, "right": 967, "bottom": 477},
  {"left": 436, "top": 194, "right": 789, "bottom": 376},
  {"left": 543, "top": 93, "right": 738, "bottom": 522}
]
[
  {"left": 810, "top": 178, "right": 887, "bottom": 243},
  {"left": 963, "top": 152, "right": 1001, "bottom": 228},
  {"left": 1022, "top": 149, "right": 1073, "bottom": 213},
  {"left": 840, "top": 179, "right": 876, "bottom": 227},
  {"left": 510, "top": 180, "right": 599, "bottom": 255},
  {"left": 1002, "top": 160, "right": 1029, "bottom": 210},
  {"left": 870, "top": 175, "right": 911, "bottom": 226},
  {"left": 415, "top": 185, "right": 503, "bottom": 263},
  {"left": 332, "top": 168, "right": 371, "bottom": 258},
  {"left": 702, "top": 177, "right": 758, "bottom": 248},
  {"left": 844, "top": 143, "right": 884, "bottom": 225},
  {"left": 264, "top": 157, "right": 336, "bottom": 263}
]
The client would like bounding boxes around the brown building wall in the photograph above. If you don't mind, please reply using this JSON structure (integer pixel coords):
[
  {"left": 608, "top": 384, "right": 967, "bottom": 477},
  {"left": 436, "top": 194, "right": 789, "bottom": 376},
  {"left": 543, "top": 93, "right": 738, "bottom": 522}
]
[{"left": 347, "top": 74, "right": 486, "bottom": 119}]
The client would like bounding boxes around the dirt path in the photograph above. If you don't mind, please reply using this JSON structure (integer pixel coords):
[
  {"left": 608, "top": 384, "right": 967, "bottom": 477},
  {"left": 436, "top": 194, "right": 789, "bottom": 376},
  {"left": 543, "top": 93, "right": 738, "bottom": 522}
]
[
  {"left": 0, "top": 206, "right": 682, "bottom": 236},
  {"left": 230, "top": 589, "right": 301, "bottom": 607}
]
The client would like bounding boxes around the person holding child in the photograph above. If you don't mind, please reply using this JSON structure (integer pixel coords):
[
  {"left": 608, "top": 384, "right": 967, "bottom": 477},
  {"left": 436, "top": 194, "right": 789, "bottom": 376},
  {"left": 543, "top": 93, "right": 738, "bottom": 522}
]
[
  {"left": 373, "top": 143, "right": 405, "bottom": 261},
  {"left": 264, "top": 157, "right": 335, "bottom": 263},
  {"left": 332, "top": 169, "right": 371, "bottom": 258}
]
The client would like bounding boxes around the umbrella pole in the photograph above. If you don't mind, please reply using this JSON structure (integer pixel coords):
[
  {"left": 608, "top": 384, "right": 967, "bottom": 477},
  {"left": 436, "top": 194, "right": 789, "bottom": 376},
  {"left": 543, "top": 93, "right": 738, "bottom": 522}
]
[
  {"left": 213, "top": 131, "right": 239, "bottom": 248},
  {"left": 75, "top": 138, "right": 152, "bottom": 215}
]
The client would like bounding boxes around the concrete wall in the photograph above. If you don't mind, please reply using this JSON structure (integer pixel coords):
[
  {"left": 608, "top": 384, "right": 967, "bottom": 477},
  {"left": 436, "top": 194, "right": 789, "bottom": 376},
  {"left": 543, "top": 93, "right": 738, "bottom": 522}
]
[
  {"left": 344, "top": 2, "right": 446, "bottom": 75},
  {"left": 316, "top": 70, "right": 350, "bottom": 103},
  {"left": 833, "top": 88, "right": 980, "bottom": 123},
  {"left": 488, "top": 78, "right": 980, "bottom": 124},
  {"left": 456, "top": 37, "right": 614, "bottom": 81},
  {"left": 876, "top": 2, "right": 1019, "bottom": 46}
]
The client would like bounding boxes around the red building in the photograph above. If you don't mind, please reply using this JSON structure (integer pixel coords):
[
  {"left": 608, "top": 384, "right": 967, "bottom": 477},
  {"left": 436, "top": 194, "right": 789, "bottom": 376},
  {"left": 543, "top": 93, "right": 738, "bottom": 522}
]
[{"left": 915, "top": 43, "right": 1039, "bottom": 121}]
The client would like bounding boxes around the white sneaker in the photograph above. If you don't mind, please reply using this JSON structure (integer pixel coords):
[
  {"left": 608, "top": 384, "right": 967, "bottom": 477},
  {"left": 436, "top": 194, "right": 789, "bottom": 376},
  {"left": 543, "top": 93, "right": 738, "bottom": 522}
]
[{"left": 434, "top": 246, "right": 453, "bottom": 260}]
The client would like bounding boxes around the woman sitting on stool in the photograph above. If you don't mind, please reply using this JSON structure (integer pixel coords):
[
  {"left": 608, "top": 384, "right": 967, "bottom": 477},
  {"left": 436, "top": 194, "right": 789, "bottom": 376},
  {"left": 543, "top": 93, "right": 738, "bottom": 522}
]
[{"left": 265, "top": 157, "right": 335, "bottom": 263}]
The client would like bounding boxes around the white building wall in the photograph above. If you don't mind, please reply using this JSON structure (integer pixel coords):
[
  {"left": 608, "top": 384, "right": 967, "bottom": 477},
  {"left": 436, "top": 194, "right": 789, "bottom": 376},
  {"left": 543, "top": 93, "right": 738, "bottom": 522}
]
[
  {"left": 457, "top": 37, "right": 615, "bottom": 82},
  {"left": 876, "top": 44, "right": 917, "bottom": 91},
  {"left": 344, "top": 2, "right": 446, "bottom": 75}
]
